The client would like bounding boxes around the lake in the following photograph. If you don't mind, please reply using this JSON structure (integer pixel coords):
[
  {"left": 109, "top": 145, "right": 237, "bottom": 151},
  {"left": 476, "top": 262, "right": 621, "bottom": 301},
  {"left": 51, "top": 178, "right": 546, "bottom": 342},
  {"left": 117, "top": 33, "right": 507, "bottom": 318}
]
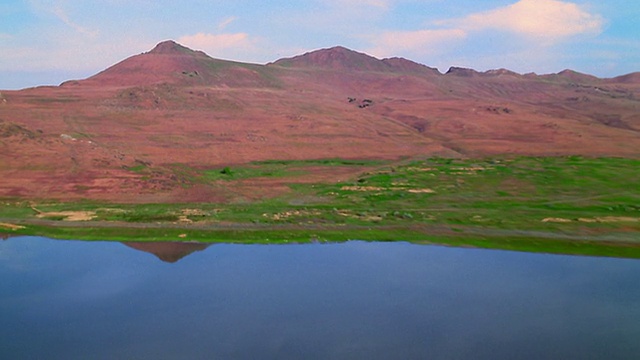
[{"left": 1, "top": 236, "right": 640, "bottom": 359}]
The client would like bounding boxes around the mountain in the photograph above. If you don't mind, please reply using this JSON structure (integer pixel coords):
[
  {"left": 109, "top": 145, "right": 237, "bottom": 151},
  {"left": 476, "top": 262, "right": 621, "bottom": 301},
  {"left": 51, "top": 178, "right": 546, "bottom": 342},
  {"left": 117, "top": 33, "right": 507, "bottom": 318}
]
[
  {"left": 270, "top": 46, "right": 439, "bottom": 76},
  {"left": 540, "top": 69, "right": 602, "bottom": 83},
  {"left": 78, "top": 40, "right": 278, "bottom": 87},
  {"left": 1, "top": 41, "right": 639, "bottom": 202},
  {"left": 271, "top": 46, "right": 390, "bottom": 71},
  {"left": 609, "top": 72, "right": 640, "bottom": 84},
  {"left": 445, "top": 66, "right": 480, "bottom": 77}
]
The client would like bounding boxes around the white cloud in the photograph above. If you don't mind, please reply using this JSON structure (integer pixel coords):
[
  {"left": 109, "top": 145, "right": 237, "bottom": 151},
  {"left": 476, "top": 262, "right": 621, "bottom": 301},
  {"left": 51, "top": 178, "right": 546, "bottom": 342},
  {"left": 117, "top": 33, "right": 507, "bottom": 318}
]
[
  {"left": 322, "top": 0, "right": 390, "bottom": 9},
  {"left": 27, "top": 0, "right": 99, "bottom": 37},
  {"left": 217, "top": 16, "right": 238, "bottom": 31},
  {"left": 368, "top": 29, "right": 467, "bottom": 59},
  {"left": 439, "top": 0, "right": 603, "bottom": 42},
  {"left": 51, "top": 5, "right": 99, "bottom": 37},
  {"left": 177, "top": 32, "right": 256, "bottom": 58},
  {"left": 364, "top": 0, "right": 605, "bottom": 73}
]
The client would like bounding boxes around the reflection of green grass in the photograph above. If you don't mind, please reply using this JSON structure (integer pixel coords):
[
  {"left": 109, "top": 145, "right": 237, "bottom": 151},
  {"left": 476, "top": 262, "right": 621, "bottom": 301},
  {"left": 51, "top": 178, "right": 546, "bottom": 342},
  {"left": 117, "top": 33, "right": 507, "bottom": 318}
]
[
  {"left": 2, "top": 156, "right": 639, "bottom": 258},
  {"left": 11, "top": 223, "right": 640, "bottom": 259}
]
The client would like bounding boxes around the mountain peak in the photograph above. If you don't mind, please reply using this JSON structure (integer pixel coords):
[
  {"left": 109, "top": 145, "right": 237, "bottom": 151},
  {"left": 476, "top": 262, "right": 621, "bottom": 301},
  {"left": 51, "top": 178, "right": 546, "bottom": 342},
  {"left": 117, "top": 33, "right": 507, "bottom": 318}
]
[
  {"left": 270, "top": 46, "right": 439, "bottom": 76},
  {"left": 483, "top": 68, "right": 520, "bottom": 77},
  {"left": 148, "top": 40, "right": 198, "bottom": 55},
  {"left": 540, "top": 69, "right": 600, "bottom": 83},
  {"left": 445, "top": 67, "right": 479, "bottom": 77},
  {"left": 271, "top": 46, "right": 382, "bottom": 71}
]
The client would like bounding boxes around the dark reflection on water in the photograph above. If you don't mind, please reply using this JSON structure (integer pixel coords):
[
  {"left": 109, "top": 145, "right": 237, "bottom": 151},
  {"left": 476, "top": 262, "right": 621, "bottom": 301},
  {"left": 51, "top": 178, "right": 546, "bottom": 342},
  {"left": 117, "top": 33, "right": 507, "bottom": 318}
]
[
  {"left": 1, "top": 237, "right": 640, "bottom": 360},
  {"left": 122, "top": 241, "right": 211, "bottom": 263}
]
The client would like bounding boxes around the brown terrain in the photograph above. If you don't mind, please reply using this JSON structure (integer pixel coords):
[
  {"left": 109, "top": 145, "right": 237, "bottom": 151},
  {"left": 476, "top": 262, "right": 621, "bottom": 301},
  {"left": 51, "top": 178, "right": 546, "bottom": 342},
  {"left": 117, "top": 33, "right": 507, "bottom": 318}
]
[{"left": 1, "top": 40, "right": 639, "bottom": 202}]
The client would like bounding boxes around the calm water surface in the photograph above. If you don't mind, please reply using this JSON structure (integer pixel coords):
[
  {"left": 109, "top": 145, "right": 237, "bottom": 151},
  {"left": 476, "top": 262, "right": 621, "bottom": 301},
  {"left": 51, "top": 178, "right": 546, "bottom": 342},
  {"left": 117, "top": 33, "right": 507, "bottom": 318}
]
[{"left": 1, "top": 236, "right": 640, "bottom": 359}]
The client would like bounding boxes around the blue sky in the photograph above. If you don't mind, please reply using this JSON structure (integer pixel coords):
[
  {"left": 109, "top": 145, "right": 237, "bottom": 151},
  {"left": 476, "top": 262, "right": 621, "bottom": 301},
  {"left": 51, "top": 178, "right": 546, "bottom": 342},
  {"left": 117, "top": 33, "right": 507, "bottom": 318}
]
[{"left": 1, "top": 0, "right": 639, "bottom": 89}]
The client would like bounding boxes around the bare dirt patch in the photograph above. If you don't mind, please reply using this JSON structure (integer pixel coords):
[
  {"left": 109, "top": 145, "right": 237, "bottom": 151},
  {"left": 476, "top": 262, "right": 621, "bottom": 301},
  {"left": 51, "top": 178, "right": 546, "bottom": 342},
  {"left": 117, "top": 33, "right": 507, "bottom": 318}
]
[
  {"left": 177, "top": 208, "right": 212, "bottom": 223},
  {"left": 583, "top": 216, "right": 639, "bottom": 223},
  {"left": 35, "top": 210, "right": 96, "bottom": 221},
  {"left": 407, "top": 188, "right": 436, "bottom": 193},
  {"left": 341, "top": 186, "right": 435, "bottom": 194},
  {"left": 543, "top": 216, "right": 638, "bottom": 223},
  {"left": 341, "top": 186, "right": 386, "bottom": 192},
  {"left": 263, "top": 209, "right": 322, "bottom": 221},
  {"left": 542, "top": 217, "right": 572, "bottom": 223},
  {"left": 0, "top": 222, "right": 25, "bottom": 230}
]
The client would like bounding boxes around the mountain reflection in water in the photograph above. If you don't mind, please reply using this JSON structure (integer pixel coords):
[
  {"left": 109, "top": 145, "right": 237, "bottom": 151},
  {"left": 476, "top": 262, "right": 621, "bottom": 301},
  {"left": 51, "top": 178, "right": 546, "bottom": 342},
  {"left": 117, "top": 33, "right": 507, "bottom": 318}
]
[
  {"left": 122, "top": 241, "right": 210, "bottom": 263},
  {"left": 2, "top": 237, "right": 640, "bottom": 359}
]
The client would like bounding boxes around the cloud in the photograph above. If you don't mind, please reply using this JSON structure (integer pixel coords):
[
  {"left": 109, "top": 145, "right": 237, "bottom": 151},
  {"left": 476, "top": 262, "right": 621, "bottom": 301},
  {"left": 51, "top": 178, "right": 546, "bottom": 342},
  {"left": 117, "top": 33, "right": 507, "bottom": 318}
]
[
  {"left": 368, "top": 29, "right": 467, "bottom": 58},
  {"left": 177, "top": 32, "right": 256, "bottom": 57},
  {"left": 439, "top": 0, "right": 603, "bottom": 42},
  {"left": 27, "top": 0, "right": 99, "bottom": 37},
  {"left": 322, "top": 0, "right": 390, "bottom": 9},
  {"left": 217, "top": 16, "right": 238, "bottom": 31},
  {"left": 51, "top": 5, "right": 99, "bottom": 37},
  {"left": 364, "top": 0, "right": 605, "bottom": 73}
]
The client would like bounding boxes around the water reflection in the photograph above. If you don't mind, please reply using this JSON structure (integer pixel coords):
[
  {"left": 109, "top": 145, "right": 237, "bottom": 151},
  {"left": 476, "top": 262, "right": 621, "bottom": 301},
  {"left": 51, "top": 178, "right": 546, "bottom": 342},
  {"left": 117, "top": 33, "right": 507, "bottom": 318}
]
[
  {"left": 122, "top": 241, "right": 210, "bottom": 263},
  {"left": 1, "top": 237, "right": 640, "bottom": 360}
]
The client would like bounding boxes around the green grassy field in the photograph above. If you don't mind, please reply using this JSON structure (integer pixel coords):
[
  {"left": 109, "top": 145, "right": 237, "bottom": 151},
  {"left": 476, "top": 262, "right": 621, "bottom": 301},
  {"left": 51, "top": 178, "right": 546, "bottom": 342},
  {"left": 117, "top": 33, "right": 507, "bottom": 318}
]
[{"left": 1, "top": 156, "right": 639, "bottom": 257}]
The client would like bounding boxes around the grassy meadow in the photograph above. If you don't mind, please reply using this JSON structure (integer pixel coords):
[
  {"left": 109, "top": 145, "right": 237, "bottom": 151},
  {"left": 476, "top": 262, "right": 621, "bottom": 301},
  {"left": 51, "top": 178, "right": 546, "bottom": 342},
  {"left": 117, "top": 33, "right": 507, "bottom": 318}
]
[{"left": 1, "top": 156, "right": 639, "bottom": 257}]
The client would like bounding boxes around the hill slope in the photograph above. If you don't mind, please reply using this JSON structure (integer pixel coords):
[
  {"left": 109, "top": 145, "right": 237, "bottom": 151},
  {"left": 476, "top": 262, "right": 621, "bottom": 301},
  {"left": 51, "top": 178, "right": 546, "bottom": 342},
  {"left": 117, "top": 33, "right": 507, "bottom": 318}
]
[{"left": 1, "top": 41, "right": 639, "bottom": 201}]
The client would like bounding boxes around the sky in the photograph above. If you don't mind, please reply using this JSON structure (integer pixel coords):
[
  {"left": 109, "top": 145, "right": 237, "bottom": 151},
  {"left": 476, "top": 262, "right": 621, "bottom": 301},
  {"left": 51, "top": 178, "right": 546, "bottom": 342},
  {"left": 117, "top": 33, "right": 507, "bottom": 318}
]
[{"left": 1, "top": 0, "right": 639, "bottom": 89}]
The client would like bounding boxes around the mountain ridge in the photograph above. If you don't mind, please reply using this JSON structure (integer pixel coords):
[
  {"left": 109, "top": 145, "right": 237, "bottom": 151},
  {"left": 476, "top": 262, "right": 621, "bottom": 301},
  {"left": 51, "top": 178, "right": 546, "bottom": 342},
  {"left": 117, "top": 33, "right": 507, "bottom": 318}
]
[
  {"left": 57, "top": 41, "right": 640, "bottom": 87},
  {"left": 1, "top": 40, "right": 639, "bottom": 202}
]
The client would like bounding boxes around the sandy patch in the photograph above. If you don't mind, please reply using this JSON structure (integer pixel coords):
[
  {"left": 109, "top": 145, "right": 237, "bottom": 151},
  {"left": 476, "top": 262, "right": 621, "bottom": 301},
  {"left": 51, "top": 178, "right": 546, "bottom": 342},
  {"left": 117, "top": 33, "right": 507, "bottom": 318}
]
[
  {"left": 542, "top": 217, "right": 572, "bottom": 223},
  {"left": 543, "top": 216, "right": 638, "bottom": 223},
  {"left": 582, "top": 217, "right": 639, "bottom": 223},
  {"left": 341, "top": 186, "right": 385, "bottom": 192},
  {"left": 177, "top": 208, "right": 212, "bottom": 223},
  {"left": 406, "top": 167, "right": 436, "bottom": 172},
  {"left": 407, "top": 188, "right": 436, "bottom": 194},
  {"left": 36, "top": 211, "right": 96, "bottom": 221},
  {"left": 263, "top": 209, "right": 322, "bottom": 221},
  {"left": 0, "top": 222, "right": 25, "bottom": 230},
  {"left": 335, "top": 210, "right": 383, "bottom": 222},
  {"left": 341, "top": 186, "right": 435, "bottom": 194},
  {"left": 97, "top": 208, "right": 128, "bottom": 214}
]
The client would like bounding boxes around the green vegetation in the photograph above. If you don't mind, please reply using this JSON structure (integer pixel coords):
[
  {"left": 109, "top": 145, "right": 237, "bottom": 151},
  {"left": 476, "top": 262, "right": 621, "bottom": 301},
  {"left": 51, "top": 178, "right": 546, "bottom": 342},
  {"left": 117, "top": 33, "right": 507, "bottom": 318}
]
[
  {"left": 199, "top": 158, "right": 383, "bottom": 182},
  {"left": 1, "top": 156, "right": 638, "bottom": 258},
  {"left": 251, "top": 158, "right": 384, "bottom": 166},
  {"left": 201, "top": 164, "right": 292, "bottom": 181},
  {"left": 127, "top": 164, "right": 148, "bottom": 173}
]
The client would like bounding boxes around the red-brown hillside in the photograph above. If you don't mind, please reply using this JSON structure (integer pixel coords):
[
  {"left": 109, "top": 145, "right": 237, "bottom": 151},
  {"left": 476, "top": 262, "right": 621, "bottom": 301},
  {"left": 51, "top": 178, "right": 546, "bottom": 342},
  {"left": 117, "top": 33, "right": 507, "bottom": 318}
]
[
  {"left": 1, "top": 41, "right": 639, "bottom": 202},
  {"left": 270, "top": 46, "right": 439, "bottom": 76},
  {"left": 77, "top": 40, "right": 278, "bottom": 88}
]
